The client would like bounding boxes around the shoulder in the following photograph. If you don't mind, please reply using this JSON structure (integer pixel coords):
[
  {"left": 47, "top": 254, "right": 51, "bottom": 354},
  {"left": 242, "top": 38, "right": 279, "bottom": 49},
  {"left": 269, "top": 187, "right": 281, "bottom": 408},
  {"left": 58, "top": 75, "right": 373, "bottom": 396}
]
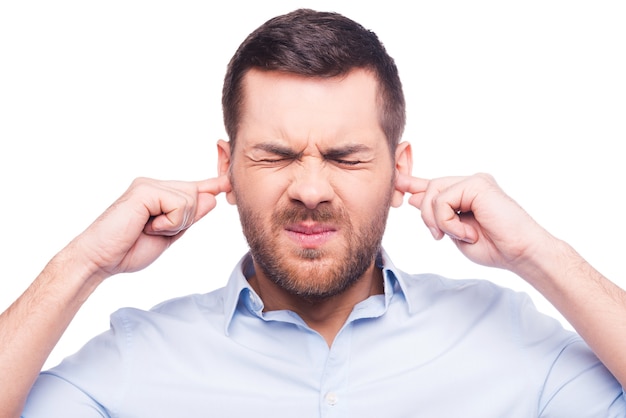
[
  {"left": 110, "top": 286, "right": 229, "bottom": 336},
  {"left": 396, "top": 269, "right": 525, "bottom": 309},
  {"left": 394, "top": 269, "right": 570, "bottom": 341}
]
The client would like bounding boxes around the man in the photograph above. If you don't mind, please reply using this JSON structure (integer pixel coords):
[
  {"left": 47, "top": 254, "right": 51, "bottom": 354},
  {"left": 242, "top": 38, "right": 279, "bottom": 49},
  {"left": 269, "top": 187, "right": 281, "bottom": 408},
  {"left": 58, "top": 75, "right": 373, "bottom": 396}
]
[{"left": 1, "top": 8, "right": 625, "bottom": 417}]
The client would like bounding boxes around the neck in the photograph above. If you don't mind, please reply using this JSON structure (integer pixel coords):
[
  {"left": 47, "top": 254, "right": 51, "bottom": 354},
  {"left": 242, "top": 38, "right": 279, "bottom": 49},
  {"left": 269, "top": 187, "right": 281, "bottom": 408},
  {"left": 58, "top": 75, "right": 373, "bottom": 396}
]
[{"left": 248, "top": 262, "right": 384, "bottom": 347}]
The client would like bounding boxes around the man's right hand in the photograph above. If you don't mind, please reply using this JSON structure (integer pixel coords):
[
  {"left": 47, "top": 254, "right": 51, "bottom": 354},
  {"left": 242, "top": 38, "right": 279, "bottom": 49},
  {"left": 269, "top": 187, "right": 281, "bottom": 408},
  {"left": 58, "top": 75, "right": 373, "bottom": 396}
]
[
  {"left": 69, "top": 175, "right": 232, "bottom": 280},
  {"left": 0, "top": 175, "right": 231, "bottom": 418}
]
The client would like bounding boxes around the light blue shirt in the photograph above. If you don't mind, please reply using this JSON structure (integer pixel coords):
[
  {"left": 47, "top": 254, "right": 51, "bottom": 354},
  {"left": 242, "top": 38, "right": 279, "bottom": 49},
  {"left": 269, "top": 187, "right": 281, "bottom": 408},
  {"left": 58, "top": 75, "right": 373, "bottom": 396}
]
[{"left": 23, "top": 251, "right": 625, "bottom": 417}]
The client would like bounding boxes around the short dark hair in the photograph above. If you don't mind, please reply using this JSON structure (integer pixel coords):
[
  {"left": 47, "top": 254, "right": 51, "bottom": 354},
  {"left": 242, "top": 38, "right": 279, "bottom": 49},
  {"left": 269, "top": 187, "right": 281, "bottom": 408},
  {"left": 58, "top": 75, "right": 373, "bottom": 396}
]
[{"left": 222, "top": 9, "right": 405, "bottom": 154}]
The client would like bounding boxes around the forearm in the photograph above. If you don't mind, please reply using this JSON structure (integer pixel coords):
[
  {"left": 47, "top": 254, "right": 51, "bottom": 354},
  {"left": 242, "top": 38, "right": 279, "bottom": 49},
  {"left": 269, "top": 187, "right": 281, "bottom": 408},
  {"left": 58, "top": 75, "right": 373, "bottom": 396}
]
[
  {"left": 0, "top": 245, "right": 105, "bottom": 418},
  {"left": 518, "top": 238, "right": 626, "bottom": 388}
]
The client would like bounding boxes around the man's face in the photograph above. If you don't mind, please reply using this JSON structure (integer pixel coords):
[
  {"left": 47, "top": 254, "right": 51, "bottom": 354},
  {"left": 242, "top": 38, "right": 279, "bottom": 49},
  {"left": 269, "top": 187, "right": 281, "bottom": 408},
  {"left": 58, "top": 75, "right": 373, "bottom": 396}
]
[{"left": 224, "top": 69, "right": 397, "bottom": 300}]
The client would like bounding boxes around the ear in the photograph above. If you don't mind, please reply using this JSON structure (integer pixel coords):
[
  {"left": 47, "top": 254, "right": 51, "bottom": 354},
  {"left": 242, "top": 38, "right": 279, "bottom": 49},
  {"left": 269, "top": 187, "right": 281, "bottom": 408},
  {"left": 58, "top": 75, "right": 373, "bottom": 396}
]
[
  {"left": 217, "top": 139, "right": 237, "bottom": 205},
  {"left": 391, "top": 141, "right": 413, "bottom": 208}
]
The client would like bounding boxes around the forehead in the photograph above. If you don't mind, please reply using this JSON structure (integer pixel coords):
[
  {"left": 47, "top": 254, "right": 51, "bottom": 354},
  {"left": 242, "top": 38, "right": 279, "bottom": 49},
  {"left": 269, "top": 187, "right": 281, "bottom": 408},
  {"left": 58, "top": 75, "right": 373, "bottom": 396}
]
[{"left": 236, "top": 69, "right": 386, "bottom": 151}]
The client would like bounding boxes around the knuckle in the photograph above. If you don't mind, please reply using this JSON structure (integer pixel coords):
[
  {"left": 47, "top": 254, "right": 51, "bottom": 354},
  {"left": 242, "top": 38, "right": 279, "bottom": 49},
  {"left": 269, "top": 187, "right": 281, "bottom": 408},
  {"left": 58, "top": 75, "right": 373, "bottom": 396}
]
[
  {"left": 130, "top": 176, "right": 150, "bottom": 187},
  {"left": 474, "top": 172, "right": 495, "bottom": 183}
]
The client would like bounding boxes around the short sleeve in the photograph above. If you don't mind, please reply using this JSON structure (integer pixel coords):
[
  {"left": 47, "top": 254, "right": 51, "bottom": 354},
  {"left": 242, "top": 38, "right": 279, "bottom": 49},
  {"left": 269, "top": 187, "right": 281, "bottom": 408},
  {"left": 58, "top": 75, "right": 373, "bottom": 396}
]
[
  {"left": 511, "top": 294, "right": 626, "bottom": 417},
  {"left": 22, "top": 373, "right": 109, "bottom": 418},
  {"left": 538, "top": 339, "right": 626, "bottom": 417},
  {"left": 22, "top": 309, "right": 132, "bottom": 417}
]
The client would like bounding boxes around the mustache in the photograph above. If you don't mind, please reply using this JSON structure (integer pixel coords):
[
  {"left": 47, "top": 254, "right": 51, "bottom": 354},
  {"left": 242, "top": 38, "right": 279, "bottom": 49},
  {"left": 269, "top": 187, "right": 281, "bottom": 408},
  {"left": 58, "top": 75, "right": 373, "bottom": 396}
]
[{"left": 272, "top": 204, "right": 347, "bottom": 224}]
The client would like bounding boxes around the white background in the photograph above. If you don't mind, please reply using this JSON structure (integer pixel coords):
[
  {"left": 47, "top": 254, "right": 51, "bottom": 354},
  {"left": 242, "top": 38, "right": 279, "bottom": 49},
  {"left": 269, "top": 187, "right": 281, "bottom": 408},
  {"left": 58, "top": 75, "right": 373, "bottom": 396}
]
[{"left": 1, "top": 1, "right": 624, "bottom": 369}]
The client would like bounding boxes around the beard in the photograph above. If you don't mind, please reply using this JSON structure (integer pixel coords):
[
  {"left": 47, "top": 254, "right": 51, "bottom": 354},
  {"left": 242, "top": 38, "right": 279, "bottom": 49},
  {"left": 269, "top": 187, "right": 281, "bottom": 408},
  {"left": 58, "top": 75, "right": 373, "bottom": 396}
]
[{"left": 235, "top": 189, "right": 393, "bottom": 302}]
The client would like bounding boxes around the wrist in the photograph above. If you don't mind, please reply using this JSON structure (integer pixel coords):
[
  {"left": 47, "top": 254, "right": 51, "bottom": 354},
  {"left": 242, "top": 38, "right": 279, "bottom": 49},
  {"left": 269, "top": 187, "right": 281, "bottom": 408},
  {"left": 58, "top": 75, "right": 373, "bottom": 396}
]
[
  {"left": 512, "top": 235, "right": 584, "bottom": 296},
  {"left": 46, "top": 241, "right": 109, "bottom": 305}
]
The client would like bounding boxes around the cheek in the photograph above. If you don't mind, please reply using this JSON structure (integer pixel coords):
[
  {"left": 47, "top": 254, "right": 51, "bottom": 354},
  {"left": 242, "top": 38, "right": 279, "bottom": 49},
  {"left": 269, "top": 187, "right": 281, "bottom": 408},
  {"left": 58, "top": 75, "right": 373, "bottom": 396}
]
[
  {"left": 339, "top": 189, "right": 388, "bottom": 215},
  {"left": 232, "top": 169, "right": 290, "bottom": 211},
  {"left": 333, "top": 168, "right": 394, "bottom": 202}
]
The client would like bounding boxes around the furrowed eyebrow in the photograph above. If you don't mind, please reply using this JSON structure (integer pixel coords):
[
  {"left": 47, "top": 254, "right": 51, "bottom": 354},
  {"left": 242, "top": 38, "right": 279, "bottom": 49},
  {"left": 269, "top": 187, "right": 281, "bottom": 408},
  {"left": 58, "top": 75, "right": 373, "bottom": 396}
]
[
  {"left": 252, "top": 143, "right": 301, "bottom": 159},
  {"left": 323, "top": 144, "right": 372, "bottom": 159}
]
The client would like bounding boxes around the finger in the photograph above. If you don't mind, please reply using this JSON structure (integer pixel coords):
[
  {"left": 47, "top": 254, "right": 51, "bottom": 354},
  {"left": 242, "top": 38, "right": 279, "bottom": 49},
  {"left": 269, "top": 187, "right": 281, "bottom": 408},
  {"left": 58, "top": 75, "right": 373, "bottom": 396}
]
[
  {"left": 146, "top": 200, "right": 196, "bottom": 236},
  {"left": 432, "top": 203, "right": 478, "bottom": 244},
  {"left": 141, "top": 184, "right": 197, "bottom": 236},
  {"left": 430, "top": 179, "right": 482, "bottom": 243},
  {"left": 394, "top": 173, "right": 444, "bottom": 239},
  {"left": 395, "top": 173, "right": 431, "bottom": 210},
  {"left": 414, "top": 176, "right": 470, "bottom": 240},
  {"left": 196, "top": 175, "right": 232, "bottom": 196},
  {"left": 418, "top": 189, "right": 442, "bottom": 240},
  {"left": 192, "top": 175, "right": 232, "bottom": 223},
  {"left": 144, "top": 176, "right": 232, "bottom": 236},
  {"left": 395, "top": 172, "right": 429, "bottom": 195}
]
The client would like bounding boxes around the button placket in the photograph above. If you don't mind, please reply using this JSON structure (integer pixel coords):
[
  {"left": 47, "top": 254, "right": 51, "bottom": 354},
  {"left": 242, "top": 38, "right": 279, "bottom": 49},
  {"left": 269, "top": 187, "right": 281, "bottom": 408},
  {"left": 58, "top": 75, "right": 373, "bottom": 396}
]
[{"left": 319, "top": 325, "right": 352, "bottom": 416}]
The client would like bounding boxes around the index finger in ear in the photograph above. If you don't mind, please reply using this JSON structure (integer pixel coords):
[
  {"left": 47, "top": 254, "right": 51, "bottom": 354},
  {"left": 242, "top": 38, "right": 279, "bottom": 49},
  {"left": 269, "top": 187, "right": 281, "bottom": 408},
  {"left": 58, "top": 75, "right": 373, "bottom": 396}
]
[
  {"left": 395, "top": 172, "right": 430, "bottom": 195},
  {"left": 196, "top": 175, "right": 232, "bottom": 195}
]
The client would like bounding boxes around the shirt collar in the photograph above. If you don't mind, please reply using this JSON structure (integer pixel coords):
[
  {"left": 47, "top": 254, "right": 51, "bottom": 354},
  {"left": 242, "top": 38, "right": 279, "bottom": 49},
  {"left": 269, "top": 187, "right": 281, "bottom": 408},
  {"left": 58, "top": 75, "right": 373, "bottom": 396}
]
[{"left": 222, "top": 249, "right": 414, "bottom": 335}]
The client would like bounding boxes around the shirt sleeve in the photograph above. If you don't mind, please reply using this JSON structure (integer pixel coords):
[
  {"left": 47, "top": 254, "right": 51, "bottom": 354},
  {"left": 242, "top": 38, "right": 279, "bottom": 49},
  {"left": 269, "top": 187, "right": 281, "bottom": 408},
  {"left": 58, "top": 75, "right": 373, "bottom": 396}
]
[
  {"left": 21, "top": 373, "right": 109, "bottom": 418},
  {"left": 21, "top": 309, "right": 132, "bottom": 417},
  {"left": 508, "top": 292, "right": 626, "bottom": 417},
  {"left": 536, "top": 338, "right": 626, "bottom": 416}
]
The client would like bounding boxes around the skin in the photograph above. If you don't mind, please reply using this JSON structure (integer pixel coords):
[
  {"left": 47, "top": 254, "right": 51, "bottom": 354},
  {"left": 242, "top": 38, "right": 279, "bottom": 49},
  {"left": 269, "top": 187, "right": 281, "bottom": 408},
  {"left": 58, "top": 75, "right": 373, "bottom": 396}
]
[
  {"left": 1, "top": 70, "right": 625, "bottom": 417},
  {"left": 217, "top": 69, "right": 411, "bottom": 344}
]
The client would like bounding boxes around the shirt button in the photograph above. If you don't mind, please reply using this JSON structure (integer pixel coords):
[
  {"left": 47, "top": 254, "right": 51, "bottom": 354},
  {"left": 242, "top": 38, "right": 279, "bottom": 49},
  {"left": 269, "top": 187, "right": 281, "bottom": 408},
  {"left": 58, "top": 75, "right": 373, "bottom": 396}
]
[{"left": 325, "top": 392, "right": 339, "bottom": 406}]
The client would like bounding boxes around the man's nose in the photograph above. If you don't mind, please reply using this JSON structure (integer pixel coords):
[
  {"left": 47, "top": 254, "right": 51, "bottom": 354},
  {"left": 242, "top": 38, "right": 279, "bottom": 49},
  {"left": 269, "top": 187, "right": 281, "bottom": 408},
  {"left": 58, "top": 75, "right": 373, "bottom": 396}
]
[{"left": 287, "top": 161, "right": 334, "bottom": 209}]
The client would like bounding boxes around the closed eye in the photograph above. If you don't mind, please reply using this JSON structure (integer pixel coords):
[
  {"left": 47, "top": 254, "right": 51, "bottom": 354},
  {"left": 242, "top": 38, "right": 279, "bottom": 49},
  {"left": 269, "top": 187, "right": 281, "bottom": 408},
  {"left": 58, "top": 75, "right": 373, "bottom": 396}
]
[
  {"left": 323, "top": 144, "right": 372, "bottom": 168},
  {"left": 258, "top": 157, "right": 291, "bottom": 164},
  {"left": 334, "top": 159, "right": 362, "bottom": 166},
  {"left": 250, "top": 143, "right": 301, "bottom": 165}
]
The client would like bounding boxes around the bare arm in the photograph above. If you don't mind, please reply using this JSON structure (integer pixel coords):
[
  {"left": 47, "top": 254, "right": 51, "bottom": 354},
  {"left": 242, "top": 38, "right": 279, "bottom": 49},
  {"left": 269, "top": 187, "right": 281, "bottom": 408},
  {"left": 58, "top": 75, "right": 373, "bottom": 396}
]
[
  {"left": 0, "top": 176, "right": 231, "bottom": 418},
  {"left": 396, "top": 172, "right": 626, "bottom": 387}
]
